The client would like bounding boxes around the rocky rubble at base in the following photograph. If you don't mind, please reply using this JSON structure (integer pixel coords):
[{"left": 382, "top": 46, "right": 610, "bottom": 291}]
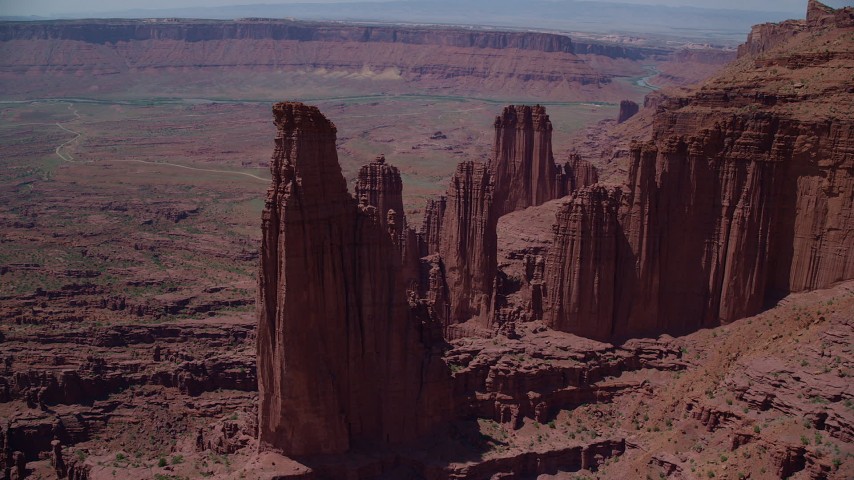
[{"left": 1, "top": 285, "right": 851, "bottom": 479}]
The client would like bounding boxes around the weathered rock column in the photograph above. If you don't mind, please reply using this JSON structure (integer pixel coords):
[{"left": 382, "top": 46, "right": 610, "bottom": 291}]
[{"left": 257, "top": 102, "right": 452, "bottom": 456}]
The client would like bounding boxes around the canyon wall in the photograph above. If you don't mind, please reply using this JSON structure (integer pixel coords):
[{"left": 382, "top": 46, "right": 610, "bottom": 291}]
[
  {"left": 617, "top": 100, "right": 639, "bottom": 123},
  {"left": 0, "top": 19, "right": 617, "bottom": 100},
  {"left": 544, "top": 2, "right": 854, "bottom": 340},
  {"left": 256, "top": 102, "right": 451, "bottom": 455}
]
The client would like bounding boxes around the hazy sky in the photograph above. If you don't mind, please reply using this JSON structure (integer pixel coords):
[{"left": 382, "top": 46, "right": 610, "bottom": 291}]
[{"left": 1, "top": 0, "right": 851, "bottom": 17}]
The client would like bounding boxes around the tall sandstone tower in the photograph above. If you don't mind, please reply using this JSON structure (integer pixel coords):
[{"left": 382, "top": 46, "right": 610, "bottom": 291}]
[{"left": 256, "top": 102, "right": 451, "bottom": 455}]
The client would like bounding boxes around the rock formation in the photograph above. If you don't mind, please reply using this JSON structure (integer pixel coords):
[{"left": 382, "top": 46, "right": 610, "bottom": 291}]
[
  {"left": 354, "top": 154, "right": 404, "bottom": 234},
  {"left": 419, "top": 196, "right": 446, "bottom": 256},
  {"left": 51, "top": 439, "right": 66, "bottom": 479},
  {"left": 544, "top": 186, "right": 622, "bottom": 339},
  {"left": 492, "top": 105, "right": 558, "bottom": 215},
  {"left": 256, "top": 102, "right": 451, "bottom": 456},
  {"left": 0, "top": 19, "right": 620, "bottom": 101},
  {"left": 354, "top": 154, "right": 421, "bottom": 288},
  {"left": 617, "top": 100, "right": 639, "bottom": 123},
  {"left": 556, "top": 153, "right": 599, "bottom": 197},
  {"left": 544, "top": 1, "right": 854, "bottom": 340},
  {"left": 438, "top": 161, "right": 498, "bottom": 332},
  {"left": 418, "top": 104, "right": 599, "bottom": 336}
]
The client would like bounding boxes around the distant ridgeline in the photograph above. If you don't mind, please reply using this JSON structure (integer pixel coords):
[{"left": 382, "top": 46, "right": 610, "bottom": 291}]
[{"left": 0, "top": 18, "right": 709, "bottom": 100}]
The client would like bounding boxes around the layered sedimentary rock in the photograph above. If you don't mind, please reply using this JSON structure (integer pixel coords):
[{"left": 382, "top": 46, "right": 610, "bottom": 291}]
[
  {"left": 0, "top": 19, "right": 617, "bottom": 101},
  {"left": 438, "top": 161, "right": 498, "bottom": 330},
  {"left": 0, "top": 21, "right": 574, "bottom": 52},
  {"left": 354, "top": 154, "right": 421, "bottom": 288},
  {"left": 424, "top": 104, "right": 599, "bottom": 335},
  {"left": 419, "top": 196, "right": 446, "bottom": 256},
  {"left": 545, "top": 186, "right": 622, "bottom": 339},
  {"left": 355, "top": 154, "right": 404, "bottom": 234},
  {"left": 492, "top": 105, "right": 558, "bottom": 215},
  {"left": 617, "top": 100, "right": 639, "bottom": 123},
  {"left": 736, "top": 1, "right": 853, "bottom": 58},
  {"left": 545, "top": 1, "right": 854, "bottom": 340},
  {"left": 256, "top": 102, "right": 451, "bottom": 455}
]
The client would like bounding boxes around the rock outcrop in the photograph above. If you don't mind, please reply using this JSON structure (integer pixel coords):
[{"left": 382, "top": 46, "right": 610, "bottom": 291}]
[
  {"left": 617, "top": 100, "right": 639, "bottom": 123},
  {"left": 544, "top": 186, "right": 622, "bottom": 339},
  {"left": 354, "top": 154, "right": 404, "bottom": 234},
  {"left": 421, "top": 104, "right": 598, "bottom": 336},
  {"left": 544, "top": 1, "right": 854, "bottom": 340},
  {"left": 256, "top": 102, "right": 451, "bottom": 456},
  {"left": 419, "top": 196, "right": 446, "bottom": 256},
  {"left": 438, "top": 161, "right": 498, "bottom": 332},
  {"left": 492, "top": 105, "right": 558, "bottom": 216}
]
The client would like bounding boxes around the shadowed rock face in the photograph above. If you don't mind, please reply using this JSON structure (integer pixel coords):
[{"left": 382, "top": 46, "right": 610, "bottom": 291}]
[
  {"left": 617, "top": 100, "right": 639, "bottom": 123},
  {"left": 439, "top": 161, "right": 498, "bottom": 332},
  {"left": 419, "top": 196, "right": 446, "bottom": 256},
  {"left": 544, "top": 186, "right": 622, "bottom": 339},
  {"left": 257, "top": 102, "right": 451, "bottom": 456},
  {"left": 420, "top": 104, "right": 598, "bottom": 336},
  {"left": 557, "top": 153, "right": 599, "bottom": 197},
  {"left": 544, "top": 2, "right": 854, "bottom": 340}
]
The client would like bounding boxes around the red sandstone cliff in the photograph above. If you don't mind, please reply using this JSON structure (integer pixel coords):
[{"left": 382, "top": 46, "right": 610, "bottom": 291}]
[
  {"left": 421, "top": 104, "right": 599, "bottom": 337},
  {"left": 419, "top": 196, "right": 446, "bottom": 256},
  {"left": 492, "top": 105, "right": 599, "bottom": 216},
  {"left": 438, "top": 161, "right": 498, "bottom": 333},
  {"left": 354, "top": 154, "right": 421, "bottom": 289},
  {"left": 492, "top": 105, "right": 558, "bottom": 216},
  {"left": 544, "top": 186, "right": 622, "bottom": 339},
  {"left": 355, "top": 154, "right": 404, "bottom": 233},
  {"left": 544, "top": 1, "right": 854, "bottom": 340},
  {"left": 256, "top": 102, "right": 451, "bottom": 455}
]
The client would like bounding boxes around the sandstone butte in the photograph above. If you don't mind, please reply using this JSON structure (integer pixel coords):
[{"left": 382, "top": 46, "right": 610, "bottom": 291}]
[{"left": 254, "top": 0, "right": 853, "bottom": 463}]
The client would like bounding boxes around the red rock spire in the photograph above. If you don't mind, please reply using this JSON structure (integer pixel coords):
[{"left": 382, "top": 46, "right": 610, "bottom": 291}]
[
  {"left": 492, "top": 105, "right": 557, "bottom": 215},
  {"left": 257, "top": 102, "right": 451, "bottom": 456}
]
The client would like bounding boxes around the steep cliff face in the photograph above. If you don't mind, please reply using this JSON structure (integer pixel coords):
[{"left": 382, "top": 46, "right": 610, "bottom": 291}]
[
  {"left": 492, "top": 105, "right": 557, "bottom": 216},
  {"left": 0, "top": 20, "right": 575, "bottom": 52},
  {"left": 545, "top": 1, "right": 854, "bottom": 340},
  {"left": 419, "top": 196, "right": 446, "bottom": 256},
  {"left": 556, "top": 153, "right": 600, "bottom": 198},
  {"left": 439, "top": 161, "right": 498, "bottom": 331},
  {"left": 734, "top": 1, "right": 853, "bottom": 58},
  {"left": 256, "top": 102, "right": 451, "bottom": 455},
  {"left": 617, "top": 100, "right": 639, "bottom": 123},
  {"left": 354, "top": 154, "right": 423, "bottom": 289},
  {"left": 0, "top": 19, "right": 618, "bottom": 100},
  {"left": 355, "top": 154, "right": 404, "bottom": 233},
  {"left": 544, "top": 186, "right": 622, "bottom": 339},
  {"left": 572, "top": 41, "right": 669, "bottom": 60}
]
